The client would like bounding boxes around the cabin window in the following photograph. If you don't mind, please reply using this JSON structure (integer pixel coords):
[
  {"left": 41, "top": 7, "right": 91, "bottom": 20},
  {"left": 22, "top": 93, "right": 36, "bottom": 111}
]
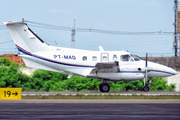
[
  {"left": 112, "top": 55, "right": 117, "bottom": 61},
  {"left": 92, "top": 56, "right": 97, "bottom": 61},
  {"left": 120, "top": 54, "right": 133, "bottom": 62},
  {"left": 102, "top": 56, "right": 108, "bottom": 61},
  {"left": 82, "top": 56, "right": 87, "bottom": 61}
]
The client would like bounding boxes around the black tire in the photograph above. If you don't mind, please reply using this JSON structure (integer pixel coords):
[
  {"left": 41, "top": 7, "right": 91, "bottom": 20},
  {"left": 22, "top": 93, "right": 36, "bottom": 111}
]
[
  {"left": 99, "top": 83, "right": 110, "bottom": 92},
  {"left": 99, "top": 84, "right": 104, "bottom": 92},
  {"left": 143, "top": 86, "right": 149, "bottom": 92}
]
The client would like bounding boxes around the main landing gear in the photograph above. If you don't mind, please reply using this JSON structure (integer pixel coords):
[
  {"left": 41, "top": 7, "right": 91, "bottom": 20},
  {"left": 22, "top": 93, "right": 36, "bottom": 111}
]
[
  {"left": 143, "top": 78, "right": 152, "bottom": 92},
  {"left": 99, "top": 79, "right": 110, "bottom": 92},
  {"left": 98, "top": 78, "right": 153, "bottom": 92}
]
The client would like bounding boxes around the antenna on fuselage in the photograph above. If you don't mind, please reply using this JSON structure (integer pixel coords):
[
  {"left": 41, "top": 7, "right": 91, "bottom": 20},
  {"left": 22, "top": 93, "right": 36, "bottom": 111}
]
[
  {"left": 71, "top": 18, "right": 76, "bottom": 48},
  {"left": 22, "top": 18, "right": 24, "bottom": 23},
  {"left": 99, "top": 46, "right": 104, "bottom": 51}
]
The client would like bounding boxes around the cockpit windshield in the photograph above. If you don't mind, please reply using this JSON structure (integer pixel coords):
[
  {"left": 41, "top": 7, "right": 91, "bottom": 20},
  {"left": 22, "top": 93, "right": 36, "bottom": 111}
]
[
  {"left": 120, "top": 54, "right": 141, "bottom": 62},
  {"left": 121, "top": 55, "right": 133, "bottom": 62},
  {"left": 130, "top": 54, "right": 141, "bottom": 61}
]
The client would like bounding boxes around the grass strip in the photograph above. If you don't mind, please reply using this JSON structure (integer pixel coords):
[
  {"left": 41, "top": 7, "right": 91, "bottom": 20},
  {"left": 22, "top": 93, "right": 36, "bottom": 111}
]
[{"left": 22, "top": 94, "right": 180, "bottom": 99}]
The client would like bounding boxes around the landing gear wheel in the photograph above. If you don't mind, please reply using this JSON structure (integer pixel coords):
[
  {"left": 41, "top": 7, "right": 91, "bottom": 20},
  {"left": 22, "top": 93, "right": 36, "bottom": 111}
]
[
  {"left": 143, "top": 86, "right": 149, "bottom": 92},
  {"left": 99, "top": 84, "right": 103, "bottom": 92},
  {"left": 99, "top": 83, "right": 110, "bottom": 92}
]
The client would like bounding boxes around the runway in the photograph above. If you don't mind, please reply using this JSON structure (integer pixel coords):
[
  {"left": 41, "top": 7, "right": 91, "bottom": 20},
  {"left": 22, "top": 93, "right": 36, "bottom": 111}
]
[
  {"left": 21, "top": 91, "right": 180, "bottom": 96},
  {"left": 0, "top": 99, "right": 180, "bottom": 103},
  {"left": 0, "top": 102, "right": 180, "bottom": 119},
  {"left": 1, "top": 92, "right": 180, "bottom": 119}
]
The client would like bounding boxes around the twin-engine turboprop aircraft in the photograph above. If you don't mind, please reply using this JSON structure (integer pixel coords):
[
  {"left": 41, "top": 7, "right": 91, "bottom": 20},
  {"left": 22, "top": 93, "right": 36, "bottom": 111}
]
[{"left": 3, "top": 21, "right": 177, "bottom": 92}]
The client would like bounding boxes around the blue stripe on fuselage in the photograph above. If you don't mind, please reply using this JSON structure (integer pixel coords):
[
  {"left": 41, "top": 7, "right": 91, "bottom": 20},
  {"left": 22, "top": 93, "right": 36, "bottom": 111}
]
[
  {"left": 118, "top": 70, "right": 175, "bottom": 76},
  {"left": 16, "top": 45, "right": 94, "bottom": 68}
]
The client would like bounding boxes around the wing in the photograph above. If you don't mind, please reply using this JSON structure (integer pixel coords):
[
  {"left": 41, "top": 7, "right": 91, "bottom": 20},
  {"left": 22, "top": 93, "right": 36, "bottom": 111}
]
[{"left": 89, "top": 61, "right": 120, "bottom": 74}]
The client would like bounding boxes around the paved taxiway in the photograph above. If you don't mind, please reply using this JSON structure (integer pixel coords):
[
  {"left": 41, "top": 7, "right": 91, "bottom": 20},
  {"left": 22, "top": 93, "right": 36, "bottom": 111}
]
[
  {"left": 0, "top": 99, "right": 180, "bottom": 104},
  {"left": 0, "top": 102, "right": 180, "bottom": 119},
  {"left": 21, "top": 91, "right": 180, "bottom": 96},
  {"left": 1, "top": 92, "right": 180, "bottom": 119}
]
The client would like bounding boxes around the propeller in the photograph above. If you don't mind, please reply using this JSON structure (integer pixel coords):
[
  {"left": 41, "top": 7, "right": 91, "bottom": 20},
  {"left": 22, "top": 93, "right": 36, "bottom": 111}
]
[{"left": 144, "top": 53, "right": 148, "bottom": 87}]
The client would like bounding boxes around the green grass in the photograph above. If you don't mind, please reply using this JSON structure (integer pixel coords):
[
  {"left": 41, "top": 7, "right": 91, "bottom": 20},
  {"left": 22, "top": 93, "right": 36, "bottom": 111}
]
[{"left": 22, "top": 94, "right": 180, "bottom": 99}]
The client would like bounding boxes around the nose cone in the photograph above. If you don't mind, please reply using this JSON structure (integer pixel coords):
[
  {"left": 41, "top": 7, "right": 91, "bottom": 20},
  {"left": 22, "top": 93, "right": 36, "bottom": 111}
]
[
  {"left": 156, "top": 64, "right": 177, "bottom": 77},
  {"left": 168, "top": 67, "right": 177, "bottom": 76},
  {"left": 147, "top": 62, "right": 177, "bottom": 77}
]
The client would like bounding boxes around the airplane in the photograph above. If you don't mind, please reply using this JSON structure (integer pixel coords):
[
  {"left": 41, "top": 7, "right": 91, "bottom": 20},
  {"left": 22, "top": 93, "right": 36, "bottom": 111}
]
[{"left": 3, "top": 21, "right": 177, "bottom": 92}]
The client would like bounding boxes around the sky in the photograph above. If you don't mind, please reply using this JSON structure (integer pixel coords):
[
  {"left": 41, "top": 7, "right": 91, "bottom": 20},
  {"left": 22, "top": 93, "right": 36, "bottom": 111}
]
[{"left": 0, "top": 0, "right": 175, "bottom": 57}]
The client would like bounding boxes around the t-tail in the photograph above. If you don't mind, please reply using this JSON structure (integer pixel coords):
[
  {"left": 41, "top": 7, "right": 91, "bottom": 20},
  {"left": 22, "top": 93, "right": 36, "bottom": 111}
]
[
  {"left": 3, "top": 21, "right": 64, "bottom": 72},
  {"left": 3, "top": 22, "right": 49, "bottom": 54}
]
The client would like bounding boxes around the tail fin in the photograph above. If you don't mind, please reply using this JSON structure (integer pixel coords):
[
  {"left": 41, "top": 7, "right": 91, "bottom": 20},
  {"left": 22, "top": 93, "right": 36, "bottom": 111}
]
[{"left": 3, "top": 22, "right": 49, "bottom": 53}]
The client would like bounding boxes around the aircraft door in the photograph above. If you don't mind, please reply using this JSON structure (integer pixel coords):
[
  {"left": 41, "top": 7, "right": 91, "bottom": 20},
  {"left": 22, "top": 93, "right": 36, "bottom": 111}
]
[{"left": 101, "top": 52, "right": 109, "bottom": 62}]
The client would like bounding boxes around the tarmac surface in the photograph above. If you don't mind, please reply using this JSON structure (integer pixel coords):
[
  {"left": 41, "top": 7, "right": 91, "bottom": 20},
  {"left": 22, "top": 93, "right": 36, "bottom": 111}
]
[
  {"left": 1, "top": 92, "right": 180, "bottom": 119},
  {"left": 0, "top": 102, "right": 180, "bottom": 120},
  {"left": 21, "top": 91, "right": 180, "bottom": 96},
  {"left": 1, "top": 99, "right": 180, "bottom": 104}
]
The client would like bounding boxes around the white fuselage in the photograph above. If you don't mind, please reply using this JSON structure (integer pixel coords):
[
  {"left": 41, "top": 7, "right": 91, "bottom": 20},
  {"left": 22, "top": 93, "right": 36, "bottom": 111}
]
[{"left": 17, "top": 45, "right": 177, "bottom": 81}]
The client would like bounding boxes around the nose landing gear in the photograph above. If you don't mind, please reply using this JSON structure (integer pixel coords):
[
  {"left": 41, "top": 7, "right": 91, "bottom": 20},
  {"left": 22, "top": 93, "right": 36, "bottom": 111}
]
[
  {"left": 143, "top": 78, "right": 152, "bottom": 92},
  {"left": 143, "top": 86, "right": 149, "bottom": 92},
  {"left": 148, "top": 79, "right": 152, "bottom": 88}
]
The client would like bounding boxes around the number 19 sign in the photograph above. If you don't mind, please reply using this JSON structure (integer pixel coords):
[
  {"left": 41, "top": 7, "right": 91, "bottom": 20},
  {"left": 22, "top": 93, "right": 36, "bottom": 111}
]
[{"left": 0, "top": 88, "right": 21, "bottom": 99}]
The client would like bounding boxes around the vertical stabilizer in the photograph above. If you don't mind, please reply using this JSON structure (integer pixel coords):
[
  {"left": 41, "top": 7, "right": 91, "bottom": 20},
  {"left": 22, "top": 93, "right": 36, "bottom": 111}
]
[{"left": 3, "top": 22, "right": 49, "bottom": 53}]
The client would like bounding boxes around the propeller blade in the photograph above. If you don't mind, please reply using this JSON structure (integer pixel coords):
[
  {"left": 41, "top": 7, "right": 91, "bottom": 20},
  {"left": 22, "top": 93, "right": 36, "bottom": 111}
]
[
  {"left": 146, "top": 52, "right": 148, "bottom": 67},
  {"left": 144, "top": 52, "right": 148, "bottom": 87}
]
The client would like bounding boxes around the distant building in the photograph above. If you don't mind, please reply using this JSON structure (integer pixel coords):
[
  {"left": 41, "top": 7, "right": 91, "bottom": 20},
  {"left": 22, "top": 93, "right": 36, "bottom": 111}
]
[{"left": 0, "top": 54, "right": 25, "bottom": 64}]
